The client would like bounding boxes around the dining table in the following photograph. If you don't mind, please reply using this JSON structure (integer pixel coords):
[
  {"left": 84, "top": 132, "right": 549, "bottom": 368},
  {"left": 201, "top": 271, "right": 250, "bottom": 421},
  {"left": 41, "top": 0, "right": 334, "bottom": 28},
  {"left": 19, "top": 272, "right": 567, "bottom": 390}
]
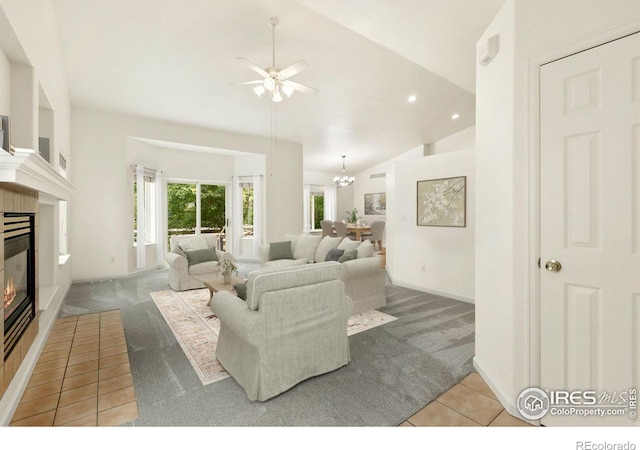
[{"left": 345, "top": 224, "right": 371, "bottom": 241}]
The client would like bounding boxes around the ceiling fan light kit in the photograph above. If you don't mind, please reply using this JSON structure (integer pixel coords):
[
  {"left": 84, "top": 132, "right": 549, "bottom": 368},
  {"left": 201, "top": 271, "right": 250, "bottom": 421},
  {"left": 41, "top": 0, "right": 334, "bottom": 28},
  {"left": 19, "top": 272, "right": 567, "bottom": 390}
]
[{"left": 230, "top": 17, "right": 318, "bottom": 102}]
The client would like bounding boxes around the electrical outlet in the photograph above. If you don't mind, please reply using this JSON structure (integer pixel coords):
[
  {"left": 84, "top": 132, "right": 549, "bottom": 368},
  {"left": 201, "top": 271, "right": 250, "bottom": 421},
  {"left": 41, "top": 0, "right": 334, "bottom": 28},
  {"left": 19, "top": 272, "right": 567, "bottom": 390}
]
[{"left": 421, "top": 265, "right": 426, "bottom": 273}]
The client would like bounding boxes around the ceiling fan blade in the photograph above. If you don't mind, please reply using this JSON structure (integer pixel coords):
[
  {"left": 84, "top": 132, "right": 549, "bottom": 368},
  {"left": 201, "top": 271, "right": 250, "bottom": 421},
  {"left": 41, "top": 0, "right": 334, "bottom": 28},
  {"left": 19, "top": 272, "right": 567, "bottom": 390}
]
[
  {"left": 282, "top": 80, "right": 318, "bottom": 95},
  {"left": 228, "top": 80, "right": 264, "bottom": 86},
  {"left": 278, "top": 60, "right": 309, "bottom": 80},
  {"left": 236, "top": 57, "right": 268, "bottom": 78}
]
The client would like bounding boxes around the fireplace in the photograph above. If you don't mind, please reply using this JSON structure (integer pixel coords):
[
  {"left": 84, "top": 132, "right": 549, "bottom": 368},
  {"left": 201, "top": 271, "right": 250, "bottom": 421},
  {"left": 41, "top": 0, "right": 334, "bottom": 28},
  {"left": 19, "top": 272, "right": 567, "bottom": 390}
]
[{"left": 3, "top": 213, "right": 35, "bottom": 361}]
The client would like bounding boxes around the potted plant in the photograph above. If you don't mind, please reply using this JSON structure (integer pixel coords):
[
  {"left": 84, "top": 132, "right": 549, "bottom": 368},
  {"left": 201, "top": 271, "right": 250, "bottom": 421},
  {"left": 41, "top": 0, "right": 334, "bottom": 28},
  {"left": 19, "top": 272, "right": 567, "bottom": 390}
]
[
  {"left": 220, "top": 256, "right": 237, "bottom": 284},
  {"left": 345, "top": 207, "right": 360, "bottom": 224}
]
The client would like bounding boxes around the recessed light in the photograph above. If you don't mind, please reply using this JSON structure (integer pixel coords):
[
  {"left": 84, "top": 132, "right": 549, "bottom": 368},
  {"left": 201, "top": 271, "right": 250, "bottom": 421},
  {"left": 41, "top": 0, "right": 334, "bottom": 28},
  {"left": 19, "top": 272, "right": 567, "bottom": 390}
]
[
  {"left": 451, "top": 113, "right": 460, "bottom": 120},
  {"left": 408, "top": 95, "right": 417, "bottom": 103}
]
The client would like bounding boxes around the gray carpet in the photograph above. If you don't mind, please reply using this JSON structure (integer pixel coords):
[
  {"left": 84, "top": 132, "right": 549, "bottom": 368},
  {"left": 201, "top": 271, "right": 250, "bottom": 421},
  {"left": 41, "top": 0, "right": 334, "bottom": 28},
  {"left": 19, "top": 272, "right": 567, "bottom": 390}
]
[{"left": 59, "top": 264, "right": 475, "bottom": 426}]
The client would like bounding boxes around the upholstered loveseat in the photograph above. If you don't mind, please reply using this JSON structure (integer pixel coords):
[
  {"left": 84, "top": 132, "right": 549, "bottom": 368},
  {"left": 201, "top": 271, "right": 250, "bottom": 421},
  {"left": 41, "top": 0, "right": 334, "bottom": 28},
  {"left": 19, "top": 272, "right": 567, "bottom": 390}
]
[
  {"left": 211, "top": 261, "right": 352, "bottom": 401},
  {"left": 165, "top": 234, "right": 233, "bottom": 291},
  {"left": 258, "top": 234, "right": 386, "bottom": 315}
]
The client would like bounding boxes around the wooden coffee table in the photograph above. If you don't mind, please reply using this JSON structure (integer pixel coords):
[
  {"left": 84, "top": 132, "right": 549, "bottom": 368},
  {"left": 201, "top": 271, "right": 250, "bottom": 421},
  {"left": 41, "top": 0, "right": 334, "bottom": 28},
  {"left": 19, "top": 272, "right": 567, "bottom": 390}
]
[{"left": 204, "top": 277, "right": 245, "bottom": 306}]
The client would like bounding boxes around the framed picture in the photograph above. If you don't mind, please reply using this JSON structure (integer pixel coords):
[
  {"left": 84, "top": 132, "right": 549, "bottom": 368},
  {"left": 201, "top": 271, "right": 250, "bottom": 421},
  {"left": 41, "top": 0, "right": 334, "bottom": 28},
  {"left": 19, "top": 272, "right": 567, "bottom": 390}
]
[
  {"left": 364, "top": 192, "right": 386, "bottom": 215},
  {"left": 417, "top": 176, "right": 466, "bottom": 227}
]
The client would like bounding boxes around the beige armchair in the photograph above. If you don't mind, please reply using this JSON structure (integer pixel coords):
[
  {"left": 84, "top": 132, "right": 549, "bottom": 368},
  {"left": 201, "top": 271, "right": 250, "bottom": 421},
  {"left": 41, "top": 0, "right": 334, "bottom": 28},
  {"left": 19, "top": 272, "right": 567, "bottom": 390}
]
[
  {"left": 165, "top": 234, "right": 233, "bottom": 291},
  {"left": 210, "top": 261, "right": 352, "bottom": 401}
]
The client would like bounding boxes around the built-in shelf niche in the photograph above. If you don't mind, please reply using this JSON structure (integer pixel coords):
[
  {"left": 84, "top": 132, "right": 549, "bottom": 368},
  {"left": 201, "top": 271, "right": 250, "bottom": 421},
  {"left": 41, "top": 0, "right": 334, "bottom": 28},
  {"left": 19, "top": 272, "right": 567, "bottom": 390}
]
[
  {"left": 38, "top": 85, "right": 54, "bottom": 166},
  {"left": 9, "top": 63, "right": 37, "bottom": 150}
]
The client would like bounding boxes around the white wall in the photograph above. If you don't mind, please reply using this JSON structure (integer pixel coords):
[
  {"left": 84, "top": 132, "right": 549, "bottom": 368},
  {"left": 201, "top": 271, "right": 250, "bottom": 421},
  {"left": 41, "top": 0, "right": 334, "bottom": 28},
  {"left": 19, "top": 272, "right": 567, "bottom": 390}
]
[
  {"left": 474, "top": 0, "right": 517, "bottom": 412},
  {"left": 71, "top": 107, "right": 302, "bottom": 281},
  {"left": 303, "top": 170, "right": 336, "bottom": 186},
  {"left": 0, "top": 48, "right": 10, "bottom": 114},
  {"left": 336, "top": 184, "right": 354, "bottom": 223},
  {"left": 235, "top": 154, "right": 266, "bottom": 177},
  {"left": 0, "top": 0, "right": 71, "bottom": 156},
  {"left": 391, "top": 149, "right": 475, "bottom": 302},
  {"left": 350, "top": 129, "right": 475, "bottom": 302},
  {"left": 429, "top": 125, "right": 475, "bottom": 155},
  {"left": 474, "top": 0, "right": 640, "bottom": 414}
]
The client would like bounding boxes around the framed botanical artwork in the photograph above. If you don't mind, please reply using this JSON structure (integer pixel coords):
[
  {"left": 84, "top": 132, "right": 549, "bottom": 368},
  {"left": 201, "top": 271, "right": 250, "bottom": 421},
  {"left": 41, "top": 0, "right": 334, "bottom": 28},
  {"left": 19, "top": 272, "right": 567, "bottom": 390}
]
[
  {"left": 417, "top": 176, "right": 466, "bottom": 227},
  {"left": 364, "top": 192, "right": 386, "bottom": 215}
]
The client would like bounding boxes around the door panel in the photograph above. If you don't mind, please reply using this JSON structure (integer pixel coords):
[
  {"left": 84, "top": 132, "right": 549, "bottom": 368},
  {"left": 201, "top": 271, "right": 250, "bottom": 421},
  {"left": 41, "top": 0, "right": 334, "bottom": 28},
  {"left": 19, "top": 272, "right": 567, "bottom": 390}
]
[{"left": 540, "top": 32, "right": 640, "bottom": 426}]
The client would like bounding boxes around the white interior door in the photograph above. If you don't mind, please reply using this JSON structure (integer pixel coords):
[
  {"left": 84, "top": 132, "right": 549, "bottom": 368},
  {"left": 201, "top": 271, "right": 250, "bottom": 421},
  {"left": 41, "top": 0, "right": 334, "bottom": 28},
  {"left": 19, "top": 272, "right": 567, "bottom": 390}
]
[{"left": 540, "top": 32, "right": 640, "bottom": 426}]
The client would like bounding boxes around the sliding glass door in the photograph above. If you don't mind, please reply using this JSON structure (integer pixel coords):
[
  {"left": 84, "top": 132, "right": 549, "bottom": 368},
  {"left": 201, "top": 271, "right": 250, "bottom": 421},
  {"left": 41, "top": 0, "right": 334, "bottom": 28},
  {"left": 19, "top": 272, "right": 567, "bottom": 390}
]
[{"left": 167, "top": 181, "right": 227, "bottom": 249}]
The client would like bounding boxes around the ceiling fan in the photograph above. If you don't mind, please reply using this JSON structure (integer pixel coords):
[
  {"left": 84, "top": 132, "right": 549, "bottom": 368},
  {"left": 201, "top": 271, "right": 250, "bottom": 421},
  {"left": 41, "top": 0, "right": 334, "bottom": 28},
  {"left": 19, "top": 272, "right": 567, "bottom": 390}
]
[{"left": 230, "top": 17, "right": 318, "bottom": 102}]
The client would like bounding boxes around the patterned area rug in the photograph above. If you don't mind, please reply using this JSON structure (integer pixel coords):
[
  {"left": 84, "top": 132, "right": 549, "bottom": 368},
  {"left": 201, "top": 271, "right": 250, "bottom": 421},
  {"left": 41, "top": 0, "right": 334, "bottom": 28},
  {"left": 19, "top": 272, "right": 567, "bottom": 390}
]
[{"left": 150, "top": 288, "right": 397, "bottom": 386}]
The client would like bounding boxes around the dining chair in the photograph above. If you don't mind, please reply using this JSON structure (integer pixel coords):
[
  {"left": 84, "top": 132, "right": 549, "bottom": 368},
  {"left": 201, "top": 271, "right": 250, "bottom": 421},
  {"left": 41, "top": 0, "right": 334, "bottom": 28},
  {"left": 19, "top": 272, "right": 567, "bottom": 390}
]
[
  {"left": 333, "top": 221, "right": 348, "bottom": 238},
  {"left": 361, "top": 220, "right": 385, "bottom": 250},
  {"left": 320, "top": 220, "right": 335, "bottom": 237}
]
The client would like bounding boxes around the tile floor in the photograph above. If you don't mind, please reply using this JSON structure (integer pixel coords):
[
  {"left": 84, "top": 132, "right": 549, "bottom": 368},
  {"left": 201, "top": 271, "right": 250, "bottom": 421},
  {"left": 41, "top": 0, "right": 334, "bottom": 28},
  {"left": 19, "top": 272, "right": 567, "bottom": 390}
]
[
  {"left": 9, "top": 310, "right": 139, "bottom": 426},
  {"left": 400, "top": 372, "right": 533, "bottom": 427}
]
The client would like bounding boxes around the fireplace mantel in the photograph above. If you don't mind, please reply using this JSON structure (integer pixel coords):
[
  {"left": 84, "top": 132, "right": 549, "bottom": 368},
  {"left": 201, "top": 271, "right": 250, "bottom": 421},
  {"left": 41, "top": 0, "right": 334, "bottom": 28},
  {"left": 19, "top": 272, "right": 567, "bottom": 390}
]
[{"left": 0, "top": 149, "right": 74, "bottom": 200}]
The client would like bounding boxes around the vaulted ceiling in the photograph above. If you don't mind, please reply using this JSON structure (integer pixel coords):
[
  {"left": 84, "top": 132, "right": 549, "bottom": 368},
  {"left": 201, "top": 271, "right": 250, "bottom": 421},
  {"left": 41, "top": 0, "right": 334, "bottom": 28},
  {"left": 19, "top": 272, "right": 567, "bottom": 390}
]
[{"left": 52, "top": 0, "right": 504, "bottom": 174}]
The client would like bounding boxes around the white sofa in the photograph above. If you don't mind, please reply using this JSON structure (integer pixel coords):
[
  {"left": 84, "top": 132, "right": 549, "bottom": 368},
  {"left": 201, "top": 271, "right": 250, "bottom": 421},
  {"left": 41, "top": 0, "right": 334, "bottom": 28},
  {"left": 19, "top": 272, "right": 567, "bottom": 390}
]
[
  {"left": 165, "top": 234, "right": 233, "bottom": 291},
  {"left": 258, "top": 234, "right": 387, "bottom": 315},
  {"left": 211, "top": 261, "right": 352, "bottom": 401}
]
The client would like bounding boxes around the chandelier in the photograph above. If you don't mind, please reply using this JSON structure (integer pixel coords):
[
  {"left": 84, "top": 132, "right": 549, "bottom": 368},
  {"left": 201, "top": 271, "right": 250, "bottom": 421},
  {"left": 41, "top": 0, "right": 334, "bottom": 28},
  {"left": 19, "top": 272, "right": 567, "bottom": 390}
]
[{"left": 333, "top": 155, "right": 355, "bottom": 187}]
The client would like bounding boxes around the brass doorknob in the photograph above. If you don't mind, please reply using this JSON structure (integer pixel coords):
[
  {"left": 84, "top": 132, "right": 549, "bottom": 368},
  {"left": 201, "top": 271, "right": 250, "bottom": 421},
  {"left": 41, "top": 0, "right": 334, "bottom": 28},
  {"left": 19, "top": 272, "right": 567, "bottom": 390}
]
[{"left": 544, "top": 260, "right": 562, "bottom": 272}]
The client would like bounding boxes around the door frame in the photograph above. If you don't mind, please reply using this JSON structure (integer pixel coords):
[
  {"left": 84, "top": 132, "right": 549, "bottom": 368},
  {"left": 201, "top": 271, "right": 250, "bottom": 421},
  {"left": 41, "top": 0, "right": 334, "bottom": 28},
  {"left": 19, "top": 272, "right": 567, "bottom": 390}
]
[{"left": 527, "top": 22, "right": 640, "bottom": 418}]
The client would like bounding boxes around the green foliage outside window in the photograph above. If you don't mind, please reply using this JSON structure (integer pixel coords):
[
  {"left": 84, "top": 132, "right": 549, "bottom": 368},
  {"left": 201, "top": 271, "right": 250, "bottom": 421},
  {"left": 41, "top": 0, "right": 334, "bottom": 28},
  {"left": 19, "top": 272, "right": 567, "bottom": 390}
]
[
  {"left": 312, "top": 194, "right": 324, "bottom": 230},
  {"left": 243, "top": 186, "right": 254, "bottom": 227},
  {"left": 167, "top": 183, "right": 225, "bottom": 234}
]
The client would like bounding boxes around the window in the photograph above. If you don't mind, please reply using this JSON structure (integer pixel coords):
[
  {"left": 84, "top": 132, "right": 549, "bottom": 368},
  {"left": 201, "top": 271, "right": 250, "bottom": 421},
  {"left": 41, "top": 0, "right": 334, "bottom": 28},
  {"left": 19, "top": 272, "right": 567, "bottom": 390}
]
[
  {"left": 241, "top": 182, "right": 254, "bottom": 237},
  {"left": 303, "top": 184, "right": 335, "bottom": 233},
  {"left": 166, "top": 181, "right": 226, "bottom": 246},
  {"left": 133, "top": 172, "right": 156, "bottom": 245},
  {"left": 308, "top": 189, "right": 324, "bottom": 231}
]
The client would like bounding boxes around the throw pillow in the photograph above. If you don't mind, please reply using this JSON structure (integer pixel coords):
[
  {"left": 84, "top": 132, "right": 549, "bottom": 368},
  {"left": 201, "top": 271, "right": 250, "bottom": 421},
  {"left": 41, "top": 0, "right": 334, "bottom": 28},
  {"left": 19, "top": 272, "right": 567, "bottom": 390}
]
[
  {"left": 234, "top": 282, "right": 247, "bottom": 301},
  {"left": 293, "top": 234, "right": 322, "bottom": 262},
  {"left": 325, "top": 248, "right": 345, "bottom": 262},
  {"left": 269, "top": 240, "right": 293, "bottom": 260},
  {"left": 338, "top": 249, "right": 357, "bottom": 263},
  {"left": 179, "top": 235, "right": 209, "bottom": 252},
  {"left": 314, "top": 236, "right": 342, "bottom": 263},
  {"left": 357, "top": 240, "right": 375, "bottom": 259},
  {"left": 183, "top": 248, "right": 218, "bottom": 266},
  {"left": 337, "top": 238, "right": 361, "bottom": 252},
  {"left": 284, "top": 233, "right": 300, "bottom": 252}
]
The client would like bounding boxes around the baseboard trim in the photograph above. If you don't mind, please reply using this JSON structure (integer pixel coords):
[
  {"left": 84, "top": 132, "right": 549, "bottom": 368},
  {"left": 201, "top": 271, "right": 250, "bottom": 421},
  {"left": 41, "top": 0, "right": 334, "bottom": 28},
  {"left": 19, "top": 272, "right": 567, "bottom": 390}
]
[
  {"left": 74, "top": 265, "right": 165, "bottom": 284},
  {"left": 473, "top": 357, "right": 538, "bottom": 425},
  {"left": 391, "top": 280, "right": 474, "bottom": 304}
]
